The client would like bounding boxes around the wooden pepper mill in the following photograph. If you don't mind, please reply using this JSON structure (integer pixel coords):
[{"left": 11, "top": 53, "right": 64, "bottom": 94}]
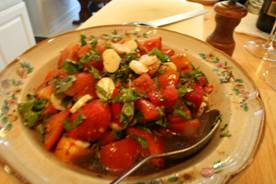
[{"left": 206, "top": 0, "right": 247, "bottom": 56}]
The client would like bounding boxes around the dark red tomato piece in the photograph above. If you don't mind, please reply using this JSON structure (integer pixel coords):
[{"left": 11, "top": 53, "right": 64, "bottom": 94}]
[
  {"left": 111, "top": 103, "right": 123, "bottom": 120},
  {"left": 169, "top": 118, "right": 201, "bottom": 138},
  {"left": 158, "top": 68, "right": 180, "bottom": 88},
  {"left": 88, "top": 60, "right": 104, "bottom": 71},
  {"left": 112, "top": 82, "right": 122, "bottom": 98},
  {"left": 162, "top": 48, "right": 175, "bottom": 56},
  {"left": 147, "top": 90, "right": 164, "bottom": 106},
  {"left": 42, "top": 103, "right": 57, "bottom": 116},
  {"left": 100, "top": 138, "right": 141, "bottom": 173},
  {"left": 138, "top": 37, "right": 162, "bottom": 53},
  {"left": 198, "top": 76, "right": 207, "bottom": 87},
  {"left": 43, "top": 69, "right": 67, "bottom": 86},
  {"left": 171, "top": 54, "right": 193, "bottom": 73},
  {"left": 184, "top": 84, "right": 204, "bottom": 110},
  {"left": 128, "top": 128, "right": 164, "bottom": 167},
  {"left": 136, "top": 99, "right": 160, "bottom": 121},
  {"left": 99, "top": 131, "right": 117, "bottom": 146},
  {"left": 58, "top": 43, "right": 80, "bottom": 67},
  {"left": 132, "top": 73, "right": 157, "bottom": 94},
  {"left": 77, "top": 44, "right": 92, "bottom": 58},
  {"left": 44, "top": 111, "right": 69, "bottom": 150},
  {"left": 68, "top": 100, "right": 111, "bottom": 141},
  {"left": 65, "top": 72, "right": 96, "bottom": 98},
  {"left": 161, "top": 85, "right": 179, "bottom": 107}
]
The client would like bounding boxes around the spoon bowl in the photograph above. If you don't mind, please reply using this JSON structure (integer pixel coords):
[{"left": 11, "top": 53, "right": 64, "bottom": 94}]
[{"left": 111, "top": 109, "right": 221, "bottom": 184}]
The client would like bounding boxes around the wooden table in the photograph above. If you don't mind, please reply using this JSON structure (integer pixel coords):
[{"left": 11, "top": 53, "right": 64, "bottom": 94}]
[{"left": 0, "top": 4, "right": 275, "bottom": 184}]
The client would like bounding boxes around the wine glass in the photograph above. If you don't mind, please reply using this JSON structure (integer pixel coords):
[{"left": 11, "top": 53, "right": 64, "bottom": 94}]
[
  {"left": 245, "top": 21, "right": 276, "bottom": 90},
  {"left": 244, "top": 21, "right": 276, "bottom": 61}
]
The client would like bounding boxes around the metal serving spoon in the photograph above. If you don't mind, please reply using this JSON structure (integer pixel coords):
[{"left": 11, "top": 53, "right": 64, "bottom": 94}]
[{"left": 111, "top": 109, "right": 221, "bottom": 184}]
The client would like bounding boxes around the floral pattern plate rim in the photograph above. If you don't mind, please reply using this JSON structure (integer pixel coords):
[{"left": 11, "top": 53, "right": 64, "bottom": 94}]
[{"left": 0, "top": 25, "right": 264, "bottom": 184}]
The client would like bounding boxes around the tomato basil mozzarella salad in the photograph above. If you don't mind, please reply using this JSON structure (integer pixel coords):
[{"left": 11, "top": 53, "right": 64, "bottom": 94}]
[{"left": 18, "top": 32, "right": 213, "bottom": 174}]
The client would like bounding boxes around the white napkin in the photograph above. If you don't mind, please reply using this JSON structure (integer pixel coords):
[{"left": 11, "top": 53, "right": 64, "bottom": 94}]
[{"left": 235, "top": 12, "right": 269, "bottom": 39}]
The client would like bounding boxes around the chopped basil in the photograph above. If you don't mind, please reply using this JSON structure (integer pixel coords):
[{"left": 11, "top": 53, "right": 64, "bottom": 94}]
[
  {"left": 89, "top": 66, "right": 101, "bottom": 80},
  {"left": 18, "top": 95, "right": 47, "bottom": 128},
  {"left": 63, "top": 60, "right": 80, "bottom": 74},
  {"left": 96, "top": 85, "right": 112, "bottom": 102},
  {"left": 174, "top": 108, "right": 192, "bottom": 120},
  {"left": 188, "top": 67, "right": 205, "bottom": 80},
  {"left": 36, "top": 123, "right": 45, "bottom": 136},
  {"left": 155, "top": 118, "right": 168, "bottom": 128},
  {"left": 114, "top": 88, "right": 138, "bottom": 103},
  {"left": 90, "top": 35, "right": 97, "bottom": 47},
  {"left": 80, "top": 34, "right": 87, "bottom": 46},
  {"left": 177, "top": 86, "right": 193, "bottom": 97},
  {"left": 64, "top": 113, "right": 84, "bottom": 131},
  {"left": 112, "top": 130, "right": 126, "bottom": 139},
  {"left": 149, "top": 48, "right": 170, "bottom": 62},
  {"left": 79, "top": 50, "right": 100, "bottom": 64},
  {"left": 54, "top": 75, "right": 76, "bottom": 94},
  {"left": 133, "top": 135, "right": 148, "bottom": 149},
  {"left": 125, "top": 53, "right": 140, "bottom": 62}
]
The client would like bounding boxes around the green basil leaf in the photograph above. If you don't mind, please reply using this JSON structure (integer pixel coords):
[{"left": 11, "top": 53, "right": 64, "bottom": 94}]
[
  {"left": 89, "top": 66, "right": 101, "bottom": 80},
  {"left": 63, "top": 60, "right": 80, "bottom": 74},
  {"left": 133, "top": 135, "right": 148, "bottom": 149},
  {"left": 149, "top": 48, "right": 170, "bottom": 62},
  {"left": 54, "top": 75, "right": 76, "bottom": 94},
  {"left": 174, "top": 108, "right": 192, "bottom": 120},
  {"left": 79, "top": 50, "right": 100, "bottom": 64},
  {"left": 80, "top": 34, "right": 87, "bottom": 46},
  {"left": 64, "top": 113, "right": 84, "bottom": 131},
  {"left": 177, "top": 86, "right": 193, "bottom": 97}
]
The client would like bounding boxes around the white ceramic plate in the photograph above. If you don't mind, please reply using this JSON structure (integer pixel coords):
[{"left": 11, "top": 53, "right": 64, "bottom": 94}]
[{"left": 0, "top": 25, "right": 264, "bottom": 184}]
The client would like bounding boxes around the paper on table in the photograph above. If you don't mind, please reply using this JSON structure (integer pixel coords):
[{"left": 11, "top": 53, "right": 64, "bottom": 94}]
[
  {"left": 79, "top": 0, "right": 205, "bottom": 40},
  {"left": 235, "top": 12, "right": 268, "bottom": 39}
]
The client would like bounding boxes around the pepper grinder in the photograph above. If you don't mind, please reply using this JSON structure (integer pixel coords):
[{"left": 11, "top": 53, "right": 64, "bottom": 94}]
[{"left": 206, "top": 0, "right": 247, "bottom": 56}]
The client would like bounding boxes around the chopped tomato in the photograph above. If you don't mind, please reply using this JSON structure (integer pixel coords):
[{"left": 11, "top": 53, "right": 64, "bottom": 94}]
[
  {"left": 133, "top": 73, "right": 157, "bottom": 94},
  {"left": 171, "top": 54, "right": 193, "bottom": 73},
  {"left": 58, "top": 43, "right": 80, "bottom": 67},
  {"left": 161, "top": 85, "right": 179, "bottom": 107},
  {"left": 158, "top": 68, "right": 180, "bottom": 88},
  {"left": 128, "top": 128, "right": 164, "bottom": 167},
  {"left": 136, "top": 99, "right": 160, "bottom": 121},
  {"left": 100, "top": 138, "right": 141, "bottom": 173},
  {"left": 55, "top": 136, "right": 91, "bottom": 162},
  {"left": 184, "top": 84, "right": 204, "bottom": 110},
  {"left": 65, "top": 72, "right": 96, "bottom": 98},
  {"left": 162, "top": 48, "right": 175, "bottom": 56},
  {"left": 99, "top": 131, "right": 117, "bottom": 146},
  {"left": 111, "top": 103, "right": 123, "bottom": 120},
  {"left": 68, "top": 100, "right": 111, "bottom": 141},
  {"left": 44, "top": 111, "right": 69, "bottom": 150},
  {"left": 147, "top": 90, "right": 164, "bottom": 106},
  {"left": 198, "top": 76, "right": 207, "bottom": 87},
  {"left": 169, "top": 118, "right": 201, "bottom": 138},
  {"left": 42, "top": 103, "right": 57, "bottom": 116},
  {"left": 77, "top": 44, "right": 92, "bottom": 58},
  {"left": 43, "top": 69, "right": 67, "bottom": 85},
  {"left": 138, "top": 37, "right": 162, "bottom": 53},
  {"left": 96, "top": 43, "right": 106, "bottom": 55},
  {"left": 112, "top": 82, "right": 122, "bottom": 98}
]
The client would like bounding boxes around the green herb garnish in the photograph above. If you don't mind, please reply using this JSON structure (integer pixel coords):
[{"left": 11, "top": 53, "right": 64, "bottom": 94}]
[
  {"left": 149, "top": 48, "right": 170, "bottom": 62},
  {"left": 89, "top": 66, "right": 101, "bottom": 80},
  {"left": 54, "top": 75, "right": 76, "bottom": 94},
  {"left": 80, "top": 34, "right": 87, "bottom": 46},
  {"left": 63, "top": 60, "right": 80, "bottom": 74},
  {"left": 18, "top": 95, "right": 47, "bottom": 128},
  {"left": 64, "top": 113, "right": 85, "bottom": 131}
]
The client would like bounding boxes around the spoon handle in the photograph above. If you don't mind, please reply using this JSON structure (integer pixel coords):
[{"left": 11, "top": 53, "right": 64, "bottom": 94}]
[{"left": 110, "top": 156, "right": 153, "bottom": 184}]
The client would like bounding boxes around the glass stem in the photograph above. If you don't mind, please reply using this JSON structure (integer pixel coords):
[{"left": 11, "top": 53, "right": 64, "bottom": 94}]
[{"left": 263, "top": 21, "right": 276, "bottom": 49}]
